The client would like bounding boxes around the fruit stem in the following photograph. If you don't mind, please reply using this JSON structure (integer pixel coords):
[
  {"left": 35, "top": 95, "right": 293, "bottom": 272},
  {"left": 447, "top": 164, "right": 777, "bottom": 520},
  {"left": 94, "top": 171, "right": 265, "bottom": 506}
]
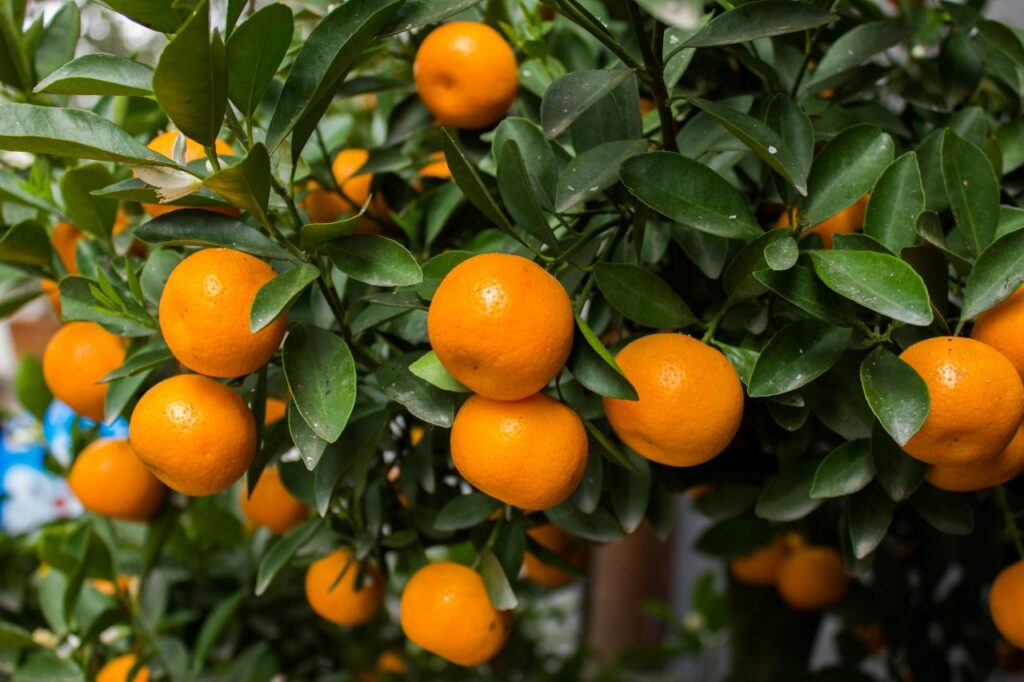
[
  {"left": 997, "top": 485, "right": 1024, "bottom": 559},
  {"left": 790, "top": 0, "right": 843, "bottom": 98},
  {"left": 626, "top": 2, "right": 679, "bottom": 153},
  {"left": 701, "top": 300, "right": 732, "bottom": 343}
]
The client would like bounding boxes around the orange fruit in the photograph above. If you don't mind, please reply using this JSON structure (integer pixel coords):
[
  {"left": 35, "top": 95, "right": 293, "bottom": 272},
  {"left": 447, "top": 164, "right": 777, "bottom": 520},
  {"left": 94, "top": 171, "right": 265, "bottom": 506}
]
[
  {"left": 43, "top": 322, "right": 126, "bottom": 422},
  {"left": 428, "top": 253, "right": 573, "bottom": 401},
  {"left": 90, "top": 574, "right": 136, "bottom": 598},
  {"left": 142, "top": 131, "right": 236, "bottom": 218},
  {"left": 52, "top": 221, "right": 83, "bottom": 274},
  {"left": 410, "top": 425, "right": 425, "bottom": 447},
  {"left": 972, "top": 285, "right": 1024, "bottom": 382},
  {"left": 129, "top": 374, "right": 256, "bottom": 496},
  {"left": 305, "top": 548, "right": 384, "bottom": 626},
  {"left": 729, "top": 536, "right": 789, "bottom": 586},
  {"left": 97, "top": 654, "right": 149, "bottom": 682},
  {"left": 777, "top": 546, "right": 849, "bottom": 610},
  {"left": 927, "top": 426, "right": 1024, "bottom": 492},
  {"left": 451, "top": 393, "right": 587, "bottom": 510},
  {"left": 522, "top": 524, "right": 585, "bottom": 587},
  {"left": 899, "top": 337, "right": 1024, "bottom": 466},
  {"left": 399, "top": 561, "right": 511, "bottom": 666},
  {"left": 264, "top": 397, "right": 287, "bottom": 425},
  {"left": 299, "top": 180, "right": 347, "bottom": 224},
  {"left": 41, "top": 278, "right": 61, "bottom": 317},
  {"left": 775, "top": 195, "right": 868, "bottom": 249},
  {"left": 991, "top": 560, "right": 1024, "bottom": 648},
  {"left": 603, "top": 333, "right": 743, "bottom": 467},
  {"left": 414, "top": 22, "right": 518, "bottom": 129},
  {"left": 240, "top": 467, "right": 307, "bottom": 534},
  {"left": 299, "top": 149, "right": 388, "bottom": 228},
  {"left": 158, "top": 248, "right": 287, "bottom": 378},
  {"left": 639, "top": 97, "right": 656, "bottom": 116},
  {"left": 376, "top": 650, "right": 407, "bottom": 675},
  {"left": 418, "top": 151, "right": 452, "bottom": 180},
  {"left": 69, "top": 439, "right": 165, "bottom": 521}
]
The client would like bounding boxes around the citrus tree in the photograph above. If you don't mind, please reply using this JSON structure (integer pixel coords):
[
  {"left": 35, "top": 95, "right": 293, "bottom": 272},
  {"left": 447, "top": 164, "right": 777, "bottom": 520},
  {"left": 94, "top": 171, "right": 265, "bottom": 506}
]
[{"left": 1, "top": 0, "right": 1024, "bottom": 680}]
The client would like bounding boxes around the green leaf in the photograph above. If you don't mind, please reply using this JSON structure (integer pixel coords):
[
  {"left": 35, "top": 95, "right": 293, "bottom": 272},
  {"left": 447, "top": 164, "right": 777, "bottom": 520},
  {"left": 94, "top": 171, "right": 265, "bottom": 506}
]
[
  {"left": 0, "top": 169, "right": 60, "bottom": 213},
  {"left": 34, "top": 1, "right": 79, "bottom": 81},
  {"left": 377, "top": 354, "right": 455, "bottom": 428},
  {"left": 682, "top": 1, "right": 835, "bottom": 48},
  {"left": 695, "top": 516, "right": 775, "bottom": 559},
  {"left": 801, "top": 125, "right": 894, "bottom": 228},
  {"left": 568, "top": 312, "right": 637, "bottom": 400},
  {"left": 755, "top": 459, "right": 822, "bottom": 522},
  {"left": 0, "top": 620, "right": 35, "bottom": 649},
  {"left": 693, "top": 483, "right": 760, "bottom": 520},
  {"left": 808, "top": 250, "right": 933, "bottom": 326},
  {"left": 283, "top": 323, "right": 356, "bottom": 442},
  {"left": 0, "top": 220, "right": 52, "bottom": 267},
  {"left": 265, "top": 0, "right": 403, "bottom": 157},
  {"left": 255, "top": 518, "right": 326, "bottom": 596},
  {"left": 941, "top": 129, "right": 1000, "bottom": 259},
  {"left": 609, "top": 450, "right": 650, "bottom": 534},
  {"left": 226, "top": 4, "right": 293, "bottom": 118},
  {"left": 434, "top": 494, "right": 501, "bottom": 532},
  {"left": 60, "top": 277, "right": 156, "bottom": 337},
  {"left": 101, "top": 347, "right": 173, "bottom": 382},
  {"left": 747, "top": 319, "right": 853, "bottom": 398},
  {"left": 541, "top": 69, "right": 636, "bottom": 139},
  {"left": 863, "top": 152, "right": 924, "bottom": 254},
  {"left": 250, "top": 264, "right": 318, "bottom": 333},
  {"left": 689, "top": 97, "right": 808, "bottom": 195},
  {"left": 59, "top": 164, "right": 117, "bottom": 239},
  {"left": 152, "top": 0, "right": 227, "bottom": 147},
  {"left": 802, "top": 21, "right": 913, "bottom": 91},
  {"left": 93, "top": 0, "right": 185, "bottom": 32},
  {"left": 327, "top": 235, "right": 423, "bottom": 287},
  {"left": 960, "top": 228, "right": 1024, "bottom": 324},
  {"left": 860, "top": 348, "right": 929, "bottom": 446},
  {"left": 300, "top": 214, "right": 368, "bottom": 249},
  {"left": 594, "top": 262, "right": 696, "bottom": 329},
  {"left": 35, "top": 53, "right": 152, "bottom": 96},
  {"left": 545, "top": 502, "right": 624, "bottom": 543},
  {"left": 811, "top": 440, "right": 874, "bottom": 499},
  {"left": 382, "top": 0, "right": 484, "bottom": 35},
  {"left": 909, "top": 484, "right": 974, "bottom": 535},
  {"left": 848, "top": 483, "right": 894, "bottom": 559},
  {"left": 496, "top": 139, "right": 559, "bottom": 249},
  {"left": 416, "top": 250, "right": 472, "bottom": 300},
  {"left": 0, "top": 0, "right": 32, "bottom": 91},
  {"left": 409, "top": 351, "right": 470, "bottom": 393},
  {"left": 555, "top": 139, "right": 648, "bottom": 213},
  {"left": 134, "top": 211, "right": 291, "bottom": 261},
  {"left": 480, "top": 549, "right": 518, "bottom": 610},
  {"left": 621, "top": 152, "right": 762, "bottom": 239},
  {"left": 764, "top": 236, "right": 798, "bottom": 271},
  {"left": 765, "top": 95, "right": 814, "bottom": 194},
  {"left": 92, "top": 178, "right": 231, "bottom": 210},
  {"left": 15, "top": 355, "right": 51, "bottom": 421},
  {"left": 492, "top": 118, "right": 557, "bottom": 208},
  {"left": 203, "top": 143, "right": 271, "bottom": 223},
  {"left": 871, "top": 424, "right": 926, "bottom": 502},
  {"left": 191, "top": 590, "right": 246, "bottom": 673},
  {"left": 754, "top": 266, "right": 858, "bottom": 326},
  {"left": 441, "top": 129, "right": 518, "bottom": 241},
  {"left": 12, "top": 650, "right": 83, "bottom": 682},
  {"left": 0, "top": 103, "right": 171, "bottom": 166},
  {"left": 288, "top": 401, "right": 328, "bottom": 471}
]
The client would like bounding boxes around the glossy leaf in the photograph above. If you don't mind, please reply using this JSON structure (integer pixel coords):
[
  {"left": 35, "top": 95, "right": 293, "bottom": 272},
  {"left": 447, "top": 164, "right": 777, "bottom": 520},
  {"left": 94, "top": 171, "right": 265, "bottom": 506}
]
[
  {"left": 480, "top": 549, "right": 518, "bottom": 610},
  {"left": 254, "top": 518, "right": 325, "bottom": 595},
  {"left": 496, "top": 139, "right": 559, "bottom": 248},
  {"left": 871, "top": 424, "right": 926, "bottom": 502},
  {"left": 803, "top": 21, "right": 913, "bottom": 90},
  {"left": 755, "top": 460, "right": 823, "bottom": 522},
  {"left": 801, "top": 125, "right": 894, "bottom": 228},
  {"left": 864, "top": 152, "right": 924, "bottom": 254},
  {"left": 382, "top": 0, "right": 485, "bottom": 35},
  {"left": 555, "top": 139, "right": 647, "bottom": 212},
  {"left": 34, "top": 1, "right": 79, "bottom": 81},
  {"left": 910, "top": 484, "right": 974, "bottom": 535},
  {"left": 942, "top": 128, "right": 1000, "bottom": 259},
  {"left": 754, "top": 266, "right": 858, "bottom": 326},
  {"left": 203, "top": 143, "right": 271, "bottom": 223},
  {"left": 748, "top": 319, "right": 853, "bottom": 398},
  {"left": 810, "top": 440, "right": 874, "bottom": 499},
  {"left": 327, "top": 235, "right": 422, "bottom": 287},
  {"left": 860, "top": 347, "right": 929, "bottom": 446},
  {"left": 960, "top": 228, "right": 1024, "bottom": 324},
  {"left": 135, "top": 211, "right": 291, "bottom": 261},
  {"left": 541, "top": 69, "right": 636, "bottom": 139},
  {"left": 441, "top": 129, "right": 519, "bottom": 240},
  {"left": 568, "top": 312, "right": 637, "bottom": 400},
  {"left": 94, "top": 0, "right": 184, "bottom": 32},
  {"left": 250, "top": 264, "right": 319, "bottom": 333},
  {"left": 0, "top": 221, "right": 53, "bottom": 267},
  {"left": 226, "top": 4, "right": 293, "bottom": 118},
  {"left": 283, "top": 323, "right": 357, "bottom": 443},
  {"left": 594, "top": 262, "right": 696, "bottom": 329},
  {"left": 408, "top": 351, "right": 469, "bottom": 393},
  {"left": 434, "top": 494, "right": 501, "bottom": 532},
  {"left": 682, "top": 1, "right": 834, "bottom": 48},
  {"left": 808, "top": 250, "right": 933, "bottom": 326},
  {"left": 377, "top": 355, "right": 455, "bottom": 428},
  {"left": 848, "top": 483, "right": 894, "bottom": 559},
  {"left": 36, "top": 52, "right": 151, "bottom": 97}
]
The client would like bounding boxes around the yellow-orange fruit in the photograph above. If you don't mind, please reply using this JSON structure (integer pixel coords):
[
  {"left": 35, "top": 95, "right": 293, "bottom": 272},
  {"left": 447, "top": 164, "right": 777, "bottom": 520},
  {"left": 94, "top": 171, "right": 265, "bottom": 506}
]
[
  {"left": 97, "top": 654, "right": 149, "bottom": 682},
  {"left": 973, "top": 285, "right": 1024, "bottom": 382},
  {"left": 991, "top": 560, "right": 1024, "bottom": 648},
  {"left": 522, "top": 524, "right": 585, "bottom": 587},
  {"left": 899, "top": 337, "right": 1024, "bottom": 466},
  {"left": 427, "top": 253, "right": 573, "bottom": 401},
  {"left": 264, "top": 397, "right": 287, "bottom": 425},
  {"left": 400, "top": 561, "right": 511, "bottom": 666},
  {"left": 129, "top": 374, "right": 256, "bottom": 496},
  {"left": 41, "top": 278, "right": 61, "bottom": 317},
  {"left": 451, "top": 393, "right": 587, "bottom": 510},
  {"left": 603, "top": 333, "right": 743, "bottom": 467},
  {"left": 142, "top": 131, "right": 236, "bottom": 218},
  {"left": 305, "top": 549, "right": 384, "bottom": 626},
  {"left": 52, "top": 221, "right": 83, "bottom": 274},
  {"left": 240, "top": 467, "right": 307, "bottom": 534},
  {"left": 43, "top": 322, "right": 126, "bottom": 422},
  {"left": 775, "top": 196, "right": 868, "bottom": 249},
  {"left": 414, "top": 22, "right": 518, "bottom": 129},
  {"left": 777, "top": 546, "right": 849, "bottom": 610},
  {"left": 299, "top": 149, "right": 388, "bottom": 227},
  {"left": 158, "top": 248, "right": 287, "bottom": 378},
  {"left": 417, "top": 151, "right": 452, "bottom": 180},
  {"left": 927, "top": 426, "right": 1024, "bottom": 492},
  {"left": 729, "top": 536, "right": 789, "bottom": 586},
  {"left": 69, "top": 439, "right": 165, "bottom": 521}
]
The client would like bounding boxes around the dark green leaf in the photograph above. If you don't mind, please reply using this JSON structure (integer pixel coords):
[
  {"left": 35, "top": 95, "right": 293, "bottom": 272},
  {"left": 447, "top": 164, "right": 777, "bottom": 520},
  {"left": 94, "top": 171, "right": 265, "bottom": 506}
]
[
  {"left": 864, "top": 152, "right": 924, "bottom": 254},
  {"left": 289, "top": 401, "right": 328, "bottom": 471},
  {"left": 594, "top": 262, "right": 696, "bottom": 329},
  {"left": 327, "top": 235, "right": 422, "bottom": 287},
  {"left": 408, "top": 351, "right": 470, "bottom": 393},
  {"left": 496, "top": 139, "right": 558, "bottom": 248},
  {"left": 811, "top": 440, "right": 874, "bottom": 499},
  {"left": 250, "top": 264, "right": 319, "bottom": 333},
  {"left": 34, "top": 1, "right": 79, "bottom": 81},
  {"left": 93, "top": 0, "right": 184, "bottom": 32},
  {"left": 803, "top": 22, "right": 913, "bottom": 90},
  {"left": 860, "top": 347, "right": 929, "bottom": 446},
  {"left": 871, "top": 424, "right": 926, "bottom": 502},
  {"left": 848, "top": 483, "right": 893, "bottom": 559},
  {"left": 226, "top": 4, "right": 293, "bottom": 118},
  {"left": 59, "top": 164, "right": 117, "bottom": 239},
  {"left": 556, "top": 139, "right": 647, "bottom": 213},
  {"left": 441, "top": 129, "right": 519, "bottom": 241},
  {"left": 255, "top": 518, "right": 325, "bottom": 595},
  {"left": 541, "top": 69, "right": 635, "bottom": 139},
  {"left": 910, "top": 484, "right": 974, "bottom": 535},
  {"left": 382, "top": 0, "right": 484, "bottom": 34},
  {"left": 754, "top": 266, "right": 858, "bottom": 326},
  {"left": 683, "top": 1, "right": 835, "bottom": 48},
  {"left": 479, "top": 549, "right": 517, "bottom": 610},
  {"left": 15, "top": 355, "right": 51, "bottom": 421},
  {"left": 748, "top": 319, "right": 853, "bottom": 398},
  {"left": 801, "top": 125, "right": 894, "bottom": 228},
  {"left": 34, "top": 53, "right": 151, "bottom": 96},
  {"left": 694, "top": 483, "right": 760, "bottom": 520},
  {"left": 695, "top": 516, "right": 775, "bottom": 559},
  {"left": 545, "top": 502, "right": 623, "bottom": 543},
  {"left": 283, "top": 323, "right": 356, "bottom": 443},
  {"left": 755, "top": 459, "right": 823, "bottom": 522},
  {"left": 808, "top": 250, "right": 933, "bottom": 326},
  {"left": 568, "top": 312, "right": 637, "bottom": 400},
  {"left": 0, "top": 220, "right": 52, "bottom": 267},
  {"left": 377, "top": 354, "right": 455, "bottom": 428},
  {"left": 960, "top": 228, "right": 1024, "bottom": 324},
  {"left": 191, "top": 590, "right": 246, "bottom": 672},
  {"left": 942, "top": 128, "right": 1000, "bottom": 259},
  {"left": 609, "top": 450, "right": 650, "bottom": 533},
  {"left": 134, "top": 211, "right": 291, "bottom": 260},
  {"left": 203, "top": 143, "right": 272, "bottom": 224},
  {"left": 434, "top": 494, "right": 501, "bottom": 532}
]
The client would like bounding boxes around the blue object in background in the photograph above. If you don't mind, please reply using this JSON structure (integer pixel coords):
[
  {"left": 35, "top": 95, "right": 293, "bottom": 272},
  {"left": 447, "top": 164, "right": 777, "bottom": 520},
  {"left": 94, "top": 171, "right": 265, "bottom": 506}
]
[{"left": 42, "top": 400, "right": 129, "bottom": 468}]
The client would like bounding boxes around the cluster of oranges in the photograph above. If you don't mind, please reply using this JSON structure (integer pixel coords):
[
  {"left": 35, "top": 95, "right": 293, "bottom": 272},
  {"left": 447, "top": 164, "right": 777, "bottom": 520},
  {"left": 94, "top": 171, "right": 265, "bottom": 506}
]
[{"left": 730, "top": 534, "right": 849, "bottom": 611}]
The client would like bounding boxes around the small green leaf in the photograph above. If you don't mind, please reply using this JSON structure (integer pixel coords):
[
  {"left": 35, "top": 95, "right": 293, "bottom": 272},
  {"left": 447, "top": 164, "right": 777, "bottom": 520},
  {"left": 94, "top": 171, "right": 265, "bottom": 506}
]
[
  {"left": 747, "top": 319, "right": 853, "bottom": 398},
  {"left": 860, "top": 347, "right": 929, "bottom": 446},
  {"left": 35, "top": 53, "right": 152, "bottom": 96},
  {"left": 871, "top": 424, "right": 926, "bottom": 502},
  {"left": 283, "top": 323, "right": 356, "bottom": 443},
  {"left": 434, "top": 494, "right": 501, "bottom": 532},
  {"left": 255, "top": 518, "right": 326, "bottom": 595},
  {"left": 763, "top": 236, "right": 798, "bottom": 271},
  {"left": 848, "top": 483, "right": 894, "bottom": 559},
  {"left": 910, "top": 484, "right": 974, "bottom": 535},
  {"left": 755, "top": 460, "right": 823, "bottom": 522},
  {"left": 942, "top": 129, "right": 1000, "bottom": 258},
  {"left": 541, "top": 69, "right": 635, "bottom": 139},
  {"left": 864, "top": 152, "right": 925, "bottom": 254},
  {"left": 568, "top": 312, "right": 637, "bottom": 400},
  {"left": 203, "top": 143, "right": 272, "bottom": 224},
  {"left": 808, "top": 250, "right": 933, "bottom": 326},
  {"left": 226, "top": 4, "right": 293, "bottom": 118},
  {"left": 802, "top": 21, "right": 913, "bottom": 91},
  {"left": 682, "top": 1, "right": 835, "bottom": 48},
  {"left": 377, "top": 354, "right": 455, "bottom": 428},
  {"left": 250, "top": 264, "right": 319, "bottom": 333},
  {"left": 409, "top": 351, "right": 470, "bottom": 393},
  {"left": 60, "top": 164, "right": 118, "bottom": 239},
  {"left": 556, "top": 139, "right": 648, "bottom": 213},
  {"left": 811, "top": 440, "right": 874, "bottom": 499},
  {"left": 134, "top": 211, "right": 292, "bottom": 261},
  {"left": 801, "top": 125, "right": 894, "bottom": 228},
  {"left": 327, "top": 235, "right": 422, "bottom": 287},
  {"left": 479, "top": 550, "right": 518, "bottom": 610},
  {"left": 960, "top": 228, "right": 1024, "bottom": 324},
  {"left": 594, "top": 262, "right": 696, "bottom": 329}
]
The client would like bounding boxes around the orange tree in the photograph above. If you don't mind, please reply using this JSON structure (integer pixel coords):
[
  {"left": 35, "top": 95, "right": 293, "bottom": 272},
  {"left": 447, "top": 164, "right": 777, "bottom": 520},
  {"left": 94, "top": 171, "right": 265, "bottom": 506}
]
[{"left": 0, "top": 0, "right": 1024, "bottom": 680}]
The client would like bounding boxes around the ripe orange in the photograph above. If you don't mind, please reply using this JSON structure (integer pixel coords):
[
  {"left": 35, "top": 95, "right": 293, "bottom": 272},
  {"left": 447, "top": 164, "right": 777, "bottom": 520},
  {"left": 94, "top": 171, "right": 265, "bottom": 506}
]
[
  {"left": 129, "top": 374, "right": 256, "bottom": 496},
  {"left": 972, "top": 285, "right": 1024, "bottom": 382},
  {"left": 299, "top": 149, "right": 387, "bottom": 227},
  {"left": 400, "top": 561, "right": 511, "bottom": 666},
  {"left": 428, "top": 253, "right": 574, "bottom": 401},
  {"left": 52, "top": 221, "right": 82, "bottom": 274},
  {"left": 991, "top": 560, "right": 1024, "bottom": 648},
  {"left": 142, "top": 131, "right": 236, "bottom": 218},
  {"left": 43, "top": 322, "right": 126, "bottom": 422},
  {"left": 240, "top": 467, "right": 307, "bottom": 534},
  {"left": 927, "top": 426, "right": 1024, "bottom": 492},
  {"left": 69, "top": 439, "right": 165, "bottom": 522},
  {"left": 775, "top": 195, "right": 868, "bottom": 249},
  {"left": 729, "top": 536, "right": 789, "bottom": 586},
  {"left": 41, "top": 278, "right": 61, "bottom": 317},
  {"left": 376, "top": 650, "right": 407, "bottom": 675},
  {"left": 414, "top": 22, "right": 518, "bottom": 129},
  {"left": 603, "top": 334, "right": 743, "bottom": 467},
  {"left": 899, "top": 337, "right": 1024, "bottom": 466},
  {"left": 305, "top": 548, "right": 384, "bottom": 626},
  {"left": 417, "top": 151, "right": 452, "bottom": 181},
  {"left": 97, "top": 654, "right": 148, "bottom": 682},
  {"left": 264, "top": 397, "right": 287, "bottom": 425},
  {"left": 158, "top": 248, "right": 287, "bottom": 378},
  {"left": 777, "top": 546, "right": 849, "bottom": 610},
  {"left": 522, "top": 524, "right": 585, "bottom": 587},
  {"left": 451, "top": 393, "right": 587, "bottom": 510}
]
